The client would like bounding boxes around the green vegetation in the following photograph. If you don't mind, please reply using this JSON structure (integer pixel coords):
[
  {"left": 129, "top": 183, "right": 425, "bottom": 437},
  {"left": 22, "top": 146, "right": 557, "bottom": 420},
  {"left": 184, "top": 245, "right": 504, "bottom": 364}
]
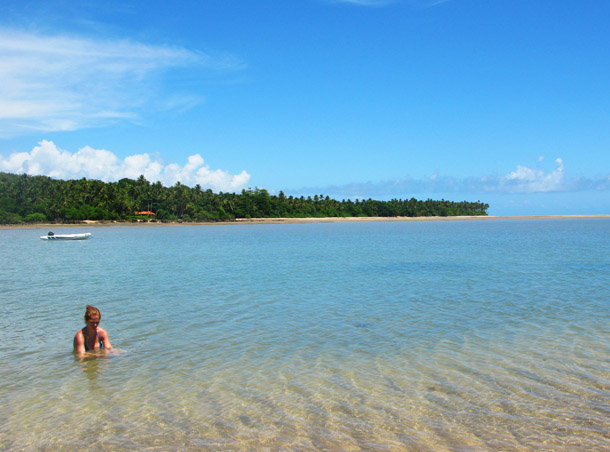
[{"left": 0, "top": 172, "right": 489, "bottom": 224}]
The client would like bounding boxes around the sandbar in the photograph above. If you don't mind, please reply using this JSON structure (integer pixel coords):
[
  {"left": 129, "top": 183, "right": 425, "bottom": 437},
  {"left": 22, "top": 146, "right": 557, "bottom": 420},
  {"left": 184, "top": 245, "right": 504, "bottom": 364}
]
[{"left": 1, "top": 215, "right": 609, "bottom": 230}]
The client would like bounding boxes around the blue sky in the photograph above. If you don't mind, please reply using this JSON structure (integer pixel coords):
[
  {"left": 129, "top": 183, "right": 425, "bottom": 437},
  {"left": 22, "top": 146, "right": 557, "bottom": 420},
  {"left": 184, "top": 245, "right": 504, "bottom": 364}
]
[{"left": 0, "top": 0, "right": 608, "bottom": 215}]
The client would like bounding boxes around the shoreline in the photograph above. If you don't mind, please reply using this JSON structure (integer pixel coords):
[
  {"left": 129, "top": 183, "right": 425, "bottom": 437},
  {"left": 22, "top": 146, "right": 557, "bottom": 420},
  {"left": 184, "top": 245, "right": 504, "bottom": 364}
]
[{"left": 1, "top": 214, "right": 609, "bottom": 230}]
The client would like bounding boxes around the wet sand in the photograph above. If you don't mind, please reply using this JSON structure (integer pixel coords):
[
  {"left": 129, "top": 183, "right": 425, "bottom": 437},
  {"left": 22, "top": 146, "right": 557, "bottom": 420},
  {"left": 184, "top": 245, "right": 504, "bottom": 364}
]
[
  {"left": 232, "top": 214, "right": 610, "bottom": 224},
  {"left": 1, "top": 214, "right": 609, "bottom": 229}
]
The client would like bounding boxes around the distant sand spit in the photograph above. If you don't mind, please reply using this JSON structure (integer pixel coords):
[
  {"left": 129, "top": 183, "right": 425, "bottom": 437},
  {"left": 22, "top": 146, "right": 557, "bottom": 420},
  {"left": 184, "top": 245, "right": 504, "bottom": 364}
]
[{"left": 2, "top": 215, "right": 609, "bottom": 230}]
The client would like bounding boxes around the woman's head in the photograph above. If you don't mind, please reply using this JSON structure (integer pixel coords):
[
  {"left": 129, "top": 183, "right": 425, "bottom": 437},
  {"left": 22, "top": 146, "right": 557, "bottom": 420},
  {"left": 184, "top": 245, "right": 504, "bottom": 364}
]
[{"left": 84, "top": 305, "right": 102, "bottom": 324}]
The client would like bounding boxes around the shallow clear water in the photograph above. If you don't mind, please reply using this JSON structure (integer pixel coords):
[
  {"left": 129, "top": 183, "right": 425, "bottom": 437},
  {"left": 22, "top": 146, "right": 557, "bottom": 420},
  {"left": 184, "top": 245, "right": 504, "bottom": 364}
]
[{"left": 1, "top": 219, "right": 609, "bottom": 451}]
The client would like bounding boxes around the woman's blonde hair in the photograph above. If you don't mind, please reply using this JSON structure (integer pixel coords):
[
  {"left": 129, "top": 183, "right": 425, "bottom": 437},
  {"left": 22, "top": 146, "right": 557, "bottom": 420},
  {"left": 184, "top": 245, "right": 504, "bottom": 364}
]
[{"left": 84, "top": 305, "right": 102, "bottom": 323}]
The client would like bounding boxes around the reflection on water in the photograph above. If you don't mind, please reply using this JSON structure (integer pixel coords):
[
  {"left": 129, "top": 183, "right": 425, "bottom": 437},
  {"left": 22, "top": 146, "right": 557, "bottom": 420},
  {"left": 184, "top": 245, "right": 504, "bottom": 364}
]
[
  {"left": 0, "top": 220, "right": 609, "bottom": 451},
  {"left": 76, "top": 352, "right": 113, "bottom": 388}
]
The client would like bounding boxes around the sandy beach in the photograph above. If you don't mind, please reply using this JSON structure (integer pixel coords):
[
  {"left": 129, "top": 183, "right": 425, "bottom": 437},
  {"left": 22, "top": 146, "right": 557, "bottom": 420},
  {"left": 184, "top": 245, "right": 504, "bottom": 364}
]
[
  {"left": 1, "top": 214, "right": 609, "bottom": 229},
  {"left": 232, "top": 214, "right": 610, "bottom": 224}
]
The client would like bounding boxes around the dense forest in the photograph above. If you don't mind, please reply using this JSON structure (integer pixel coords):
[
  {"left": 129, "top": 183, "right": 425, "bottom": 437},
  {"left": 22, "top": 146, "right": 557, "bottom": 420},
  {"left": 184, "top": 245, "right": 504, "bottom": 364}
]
[{"left": 0, "top": 172, "right": 489, "bottom": 224}]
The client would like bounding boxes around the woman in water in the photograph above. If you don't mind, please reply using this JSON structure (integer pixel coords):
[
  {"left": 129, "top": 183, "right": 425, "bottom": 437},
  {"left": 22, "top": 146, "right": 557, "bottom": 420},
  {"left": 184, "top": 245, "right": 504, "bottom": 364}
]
[{"left": 73, "top": 305, "right": 112, "bottom": 354}]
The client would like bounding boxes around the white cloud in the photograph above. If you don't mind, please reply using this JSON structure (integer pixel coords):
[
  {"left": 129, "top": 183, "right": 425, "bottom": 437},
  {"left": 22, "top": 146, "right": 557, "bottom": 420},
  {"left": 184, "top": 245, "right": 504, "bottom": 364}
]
[
  {"left": 500, "top": 158, "right": 565, "bottom": 193},
  {"left": 0, "top": 28, "right": 244, "bottom": 137},
  {"left": 0, "top": 140, "right": 251, "bottom": 193},
  {"left": 293, "top": 158, "right": 608, "bottom": 199}
]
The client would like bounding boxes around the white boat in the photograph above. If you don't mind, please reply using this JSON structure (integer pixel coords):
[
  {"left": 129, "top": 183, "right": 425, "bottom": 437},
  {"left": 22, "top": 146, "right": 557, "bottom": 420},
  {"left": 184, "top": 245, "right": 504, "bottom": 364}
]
[{"left": 40, "top": 232, "right": 92, "bottom": 241}]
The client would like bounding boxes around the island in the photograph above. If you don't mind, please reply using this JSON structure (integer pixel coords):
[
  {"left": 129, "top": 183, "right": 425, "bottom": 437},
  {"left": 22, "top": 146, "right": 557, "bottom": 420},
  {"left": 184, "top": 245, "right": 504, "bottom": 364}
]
[{"left": 0, "top": 172, "right": 489, "bottom": 225}]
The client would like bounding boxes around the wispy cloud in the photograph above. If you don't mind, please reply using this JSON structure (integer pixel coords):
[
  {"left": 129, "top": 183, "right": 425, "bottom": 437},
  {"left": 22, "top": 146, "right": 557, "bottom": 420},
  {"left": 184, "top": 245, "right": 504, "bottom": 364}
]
[
  {"left": 0, "top": 28, "right": 244, "bottom": 137},
  {"left": 404, "top": 0, "right": 452, "bottom": 7},
  {"left": 329, "top": 0, "right": 451, "bottom": 9},
  {"left": 0, "top": 140, "right": 251, "bottom": 192},
  {"left": 329, "top": 0, "right": 395, "bottom": 6},
  {"left": 292, "top": 158, "right": 609, "bottom": 199}
]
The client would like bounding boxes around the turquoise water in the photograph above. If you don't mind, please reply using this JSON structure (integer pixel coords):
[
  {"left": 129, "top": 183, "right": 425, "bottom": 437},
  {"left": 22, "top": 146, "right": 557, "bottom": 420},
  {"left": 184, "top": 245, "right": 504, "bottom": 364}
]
[{"left": 1, "top": 219, "right": 609, "bottom": 451}]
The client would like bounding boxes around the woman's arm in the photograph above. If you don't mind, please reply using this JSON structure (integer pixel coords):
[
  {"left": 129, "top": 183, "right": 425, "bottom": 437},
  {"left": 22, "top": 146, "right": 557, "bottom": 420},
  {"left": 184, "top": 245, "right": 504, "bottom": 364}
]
[
  {"left": 99, "top": 328, "right": 112, "bottom": 350},
  {"left": 73, "top": 331, "right": 86, "bottom": 354}
]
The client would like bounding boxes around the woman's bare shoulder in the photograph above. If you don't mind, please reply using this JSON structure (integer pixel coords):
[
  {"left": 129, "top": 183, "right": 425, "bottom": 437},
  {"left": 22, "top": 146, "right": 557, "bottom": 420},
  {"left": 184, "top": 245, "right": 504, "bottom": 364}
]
[{"left": 97, "top": 327, "right": 109, "bottom": 338}]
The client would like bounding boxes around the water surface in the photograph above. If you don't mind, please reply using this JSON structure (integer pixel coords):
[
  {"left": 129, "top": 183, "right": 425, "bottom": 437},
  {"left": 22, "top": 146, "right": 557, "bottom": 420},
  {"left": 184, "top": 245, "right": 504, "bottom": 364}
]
[{"left": 1, "top": 219, "right": 609, "bottom": 451}]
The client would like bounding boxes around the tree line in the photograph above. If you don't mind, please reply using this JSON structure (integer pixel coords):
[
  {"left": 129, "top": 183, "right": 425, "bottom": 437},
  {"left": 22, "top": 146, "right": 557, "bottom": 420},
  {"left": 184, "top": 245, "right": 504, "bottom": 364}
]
[{"left": 0, "top": 172, "right": 489, "bottom": 224}]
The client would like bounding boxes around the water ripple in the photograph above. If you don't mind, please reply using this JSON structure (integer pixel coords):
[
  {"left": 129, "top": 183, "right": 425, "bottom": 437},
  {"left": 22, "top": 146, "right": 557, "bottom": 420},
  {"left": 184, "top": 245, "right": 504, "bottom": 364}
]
[{"left": 1, "top": 220, "right": 609, "bottom": 450}]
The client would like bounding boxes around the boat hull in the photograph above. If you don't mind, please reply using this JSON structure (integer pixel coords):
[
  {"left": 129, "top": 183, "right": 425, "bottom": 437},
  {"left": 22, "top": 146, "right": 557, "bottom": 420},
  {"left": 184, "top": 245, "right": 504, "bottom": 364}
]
[{"left": 40, "top": 233, "right": 92, "bottom": 241}]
